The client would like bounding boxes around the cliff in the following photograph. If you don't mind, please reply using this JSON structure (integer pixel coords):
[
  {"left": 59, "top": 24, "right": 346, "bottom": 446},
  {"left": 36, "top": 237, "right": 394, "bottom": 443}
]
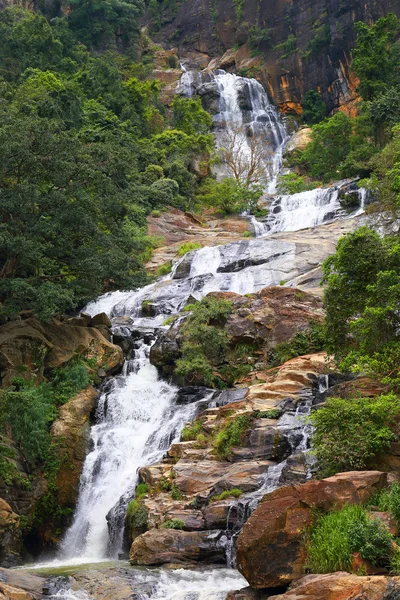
[{"left": 146, "top": 0, "right": 400, "bottom": 114}]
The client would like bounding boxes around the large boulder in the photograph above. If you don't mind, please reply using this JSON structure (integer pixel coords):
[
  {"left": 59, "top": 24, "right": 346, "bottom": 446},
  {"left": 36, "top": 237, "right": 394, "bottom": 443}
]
[
  {"left": 129, "top": 529, "right": 225, "bottom": 565},
  {"left": 236, "top": 471, "right": 388, "bottom": 589},
  {"left": 268, "top": 573, "right": 400, "bottom": 600},
  {"left": 0, "top": 317, "right": 123, "bottom": 389}
]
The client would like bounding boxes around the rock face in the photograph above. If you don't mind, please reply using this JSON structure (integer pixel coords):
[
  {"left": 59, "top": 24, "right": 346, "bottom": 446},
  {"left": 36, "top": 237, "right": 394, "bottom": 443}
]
[
  {"left": 129, "top": 529, "right": 225, "bottom": 565},
  {"left": 268, "top": 573, "right": 400, "bottom": 600},
  {"left": 148, "top": 0, "right": 400, "bottom": 114},
  {"left": 236, "top": 471, "right": 388, "bottom": 589},
  {"left": 0, "top": 499, "right": 20, "bottom": 567},
  {"left": 151, "top": 286, "right": 324, "bottom": 381},
  {"left": 0, "top": 316, "right": 123, "bottom": 389},
  {"left": 51, "top": 386, "right": 98, "bottom": 507}
]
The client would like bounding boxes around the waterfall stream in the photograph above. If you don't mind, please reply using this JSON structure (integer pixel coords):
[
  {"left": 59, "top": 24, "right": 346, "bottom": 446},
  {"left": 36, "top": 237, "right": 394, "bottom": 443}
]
[{"left": 36, "top": 69, "right": 367, "bottom": 599}]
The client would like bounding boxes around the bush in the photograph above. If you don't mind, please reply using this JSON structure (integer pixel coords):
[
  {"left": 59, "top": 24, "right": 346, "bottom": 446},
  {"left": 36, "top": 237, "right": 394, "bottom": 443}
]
[
  {"left": 256, "top": 409, "right": 281, "bottom": 419},
  {"left": 214, "top": 414, "right": 253, "bottom": 460},
  {"left": 310, "top": 393, "right": 400, "bottom": 477},
  {"left": 301, "top": 90, "right": 327, "bottom": 125},
  {"left": 162, "top": 518, "right": 185, "bottom": 529},
  {"left": 126, "top": 499, "right": 148, "bottom": 531},
  {"left": 181, "top": 420, "right": 203, "bottom": 441},
  {"left": 268, "top": 321, "right": 325, "bottom": 367},
  {"left": 306, "top": 504, "right": 394, "bottom": 573},
  {"left": 368, "top": 483, "right": 400, "bottom": 525},
  {"left": 211, "top": 488, "right": 243, "bottom": 501},
  {"left": 155, "top": 261, "right": 172, "bottom": 277},
  {"left": 177, "top": 242, "right": 202, "bottom": 257},
  {"left": 135, "top": 483, "right": 148, "bottom": 498},
  {"left": 276, "top": 173, "right": 322, "bottom": 195},
  {"left": 170, "top": 485, "right": 183, "bottom": 500}
]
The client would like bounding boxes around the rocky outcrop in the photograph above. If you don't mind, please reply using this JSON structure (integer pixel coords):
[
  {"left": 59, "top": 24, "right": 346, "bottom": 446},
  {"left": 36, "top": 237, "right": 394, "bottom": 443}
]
[
  {"left": 268, "top": 573, "right": 400, "bottom": 600},
  {"left": 236, "top": 471, "right": 388, "bottom": 589},
  {"left": 151, "top": 286, "right": 324, "bottom": 381},
  {"left": 0, "top": 315, "right": 123, "bottom": 389},
  {"left": 129, "top": 529, "right": 225, "bottom": 565},
  {"left": 0, "top": 568, "right": 44, "bottom": 600},
  {"left": 51, "top": 386, "right": 98, "bottom": 507},
  {"left": 148, "top": 0, "right": 400, "bottom": 115},
  {"left": 0, "top": 499, "right": 20, "bottom": 567}
]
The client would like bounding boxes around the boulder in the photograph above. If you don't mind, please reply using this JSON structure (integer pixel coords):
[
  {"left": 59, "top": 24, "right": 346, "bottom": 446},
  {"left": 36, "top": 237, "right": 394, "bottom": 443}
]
[
  {"left": 0, "top": 568, "right": 44, "bottom": 599},
  {"left": 268, "top": 573, "right": 400, "bottom": 600},
  {"left": 129, "top": 529, "right": 225, "bottom": 565},
  {"left": 236, "top": 471, "right": 388, "bottom": 588},
  {"left": 51, "top": 386, "right": 98, "bottom": 506},
  {"left": 0, "top": 317, "right": 123, "bottom": 388},
  {"left": 90, "top": 313, "right": 112, "bottom": 328}
]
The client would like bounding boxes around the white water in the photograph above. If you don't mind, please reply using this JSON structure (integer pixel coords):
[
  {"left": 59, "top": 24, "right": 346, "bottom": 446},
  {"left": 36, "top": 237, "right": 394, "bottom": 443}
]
[{"left": 59, "top": 341, "right": 197, "bottom": 560}]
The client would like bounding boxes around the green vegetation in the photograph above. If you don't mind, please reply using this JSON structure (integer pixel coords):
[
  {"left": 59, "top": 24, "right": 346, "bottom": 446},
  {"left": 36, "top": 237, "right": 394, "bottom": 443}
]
[
  {"left": 198, "top": 178, "right": 263, "bottom": 216},
  {"left": 177, "top": 242, "right": 202, "bottom": 257},
  {"left": 175, "top": 296, "right": 233, "bottom": 387},
  {"left": 322, "top": 227, "right": 400, "bottom": 388},
  {"left": 310, "top": 394, "right": 400, "bottom": 477},
  {"left": 0, "top": 7, "right": 214, "bottom": 320},
  {"left": 300, "top": 90, "right": 327, "bottom": 125},
  {"left": 156, "top": 261, "right": 173, "bottom": 277},
  {"left": 268, "top": 321, "right": 325, "bottom": 367},
  {"left": 135, "top": 483, "right": 148, "bottom": 498},
  {"left": 162, "top": 518, "right": 185, "bottom": 529},
  {"left": 306, "top": 504, "right": 394, "bottom": 573},
  {"left": 126, "top": 499, "right": 148, "bottom": 531},
  {"left": 256, "top": 409, "right": 281, "bottom": 419},
  {"left": 210, "top": 488, "right": 243, "bottom": 501},
  {"left": 170, "top": 485, "right": 183, "bottom": 500},
  {"left": 368, "top": 483, "right": 400, "bottom": 525},
  {"left": 276, "top": 173, "right": 322, "bottom": 195},
  {"left": 273, "top": 34, "right": 298, "bottom": 59},
  {"left": 213, "top": 414, "right": 253, "bottom": 460},
  {"left": 181, "top": 420, "right": 203, "bottom": 441}
]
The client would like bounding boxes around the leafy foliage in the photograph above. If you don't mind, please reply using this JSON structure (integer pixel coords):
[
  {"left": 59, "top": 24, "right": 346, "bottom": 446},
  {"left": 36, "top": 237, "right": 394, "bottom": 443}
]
[
  {"left": 181, "top": 420, "right": 203, "bottom": 441},
  {"left": 177, "top": 242, "right": 202, "bottom": 257},
  {"left": 175, "top": 296, "right": 233, "bottom": 386},
  {"left": 301, "top": 90, "right": 327, "bottom": 125},
  {"left": 213, "top": 414, "right": 253, "bottom": 460},
  {"left": 162, "top": 518, "right": 185, "bottom": 529},
  {"left": 368, "top": 483, "right": 400, "bottom": 525},
  {"left": 210, "top": 488, "right": 243, "bottom": 501},
  {"left": 306, "top": 504, "right": 394, "bottom": 573},
  {"left": 126, "top": 499, "right": 148, "bottom": 530},
  {"left": 276, "top": 173, "right": 322, "bottom": 195},
  {"left": 268, "top": 321, "right": 325, "bottom": 367},
  {"left": 310, "top": 394, "right": 400, "bottom": 477}
]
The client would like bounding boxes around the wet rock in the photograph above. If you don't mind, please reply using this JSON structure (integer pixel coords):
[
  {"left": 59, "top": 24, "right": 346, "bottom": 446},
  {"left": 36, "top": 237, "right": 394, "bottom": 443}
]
[
  {"left": 236, "top": 471, "right": 388, "bottom": 588},
  {"left": 175, "top": 387, "right": 214, "bottom": 404},
  {"left": 91, "top": 312, "right": 112, "bottom": 328},
  {"left": 129, "top": 529, "right": 225, "bottom": 565},
  {"left": 268, "top": 573, "right": 400, "bottom": 600},
  {"left": 0, "top": 568, "right": 44, "bottom": 599}
]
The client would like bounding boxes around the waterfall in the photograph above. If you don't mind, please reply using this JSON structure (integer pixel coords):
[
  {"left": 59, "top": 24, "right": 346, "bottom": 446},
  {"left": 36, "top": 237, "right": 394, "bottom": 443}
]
[{"left": 59, "top": 339, "right": 198, "bottom": 561}]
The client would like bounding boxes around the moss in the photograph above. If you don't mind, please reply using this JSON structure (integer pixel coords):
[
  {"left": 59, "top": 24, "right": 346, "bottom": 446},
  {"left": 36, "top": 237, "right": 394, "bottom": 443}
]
[
  {"left": 181, "top": 420, "right": 203, "bottom": 441},
  {"left": 177, "top": 241, "right": 202, "bottom": 256},
  {"left": 210, "top": 488, "right": 243, "bottom": 501},
  {"left": 126, "top": 499, "right": 148, "bottom": 531},
  {"left": 256, "top": 409, "right": 281, "bottom": 419}
]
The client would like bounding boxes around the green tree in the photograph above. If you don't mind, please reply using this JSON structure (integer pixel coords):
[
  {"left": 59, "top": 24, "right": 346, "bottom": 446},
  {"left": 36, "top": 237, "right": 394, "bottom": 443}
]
[
  {"left": 301, "top": 90, "right": 327, "bottom": 125},
  {"left": 172, "top": 96, "right": 212, "bottom": 136}
]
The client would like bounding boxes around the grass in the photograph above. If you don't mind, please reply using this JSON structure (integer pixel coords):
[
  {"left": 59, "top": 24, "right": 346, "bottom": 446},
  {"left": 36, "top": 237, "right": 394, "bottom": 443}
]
[
  {"left": 181, "top": 420, "right": 203, "bottom": 441},
  {"left": 211, "top": 488, "right": 243, "bottom": 501},
  {"left": 177, "top": 242, "right": 202, "bottom": 256},
  {"left": 213, "top": 414, "right": 253, "bottom": 460},
  {"left": 256, "top": 409, "right": 281, "bottom": 419},
  {"left": 155, "top": 261, "right": 172, "bottom": 277},
  {"left": 126, "top": 499, "right": 148, "bottom": 530},
  {"left": 305, "top": 504, "right": 394, "bottom": 573},
  {"left": 368, "top": 483, "right": 400, "bottom": 525},
  {"left": 162, "top": 518, "right": 185, "bottom": 530}
]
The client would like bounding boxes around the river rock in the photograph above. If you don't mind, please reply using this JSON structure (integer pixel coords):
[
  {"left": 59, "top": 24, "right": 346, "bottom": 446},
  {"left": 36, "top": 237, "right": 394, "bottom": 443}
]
[
  {"left": 236, "top": 471, "right": 388, "bottom": 588},
  {"left": 268, "top": 573, "right": 400, "bottom": 600},
  {"left": 0, "top": 568, "right": 44, "bottom": 599},
  {"left": 129, "top": 529, "right": 225, "bottom": 565}
]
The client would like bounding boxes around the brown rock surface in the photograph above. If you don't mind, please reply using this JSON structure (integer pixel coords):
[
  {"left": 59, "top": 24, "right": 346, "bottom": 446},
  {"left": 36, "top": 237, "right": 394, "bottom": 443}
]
[
  {"left": 0, "top": 569, "right": 44, "bottom": 600},
  {"left": 129, "top": 529, "right": 225, "bottom": 565},
  {"left": 51, "top": 386, "right": 98, "bottom": 506},
  {"left": 236, "top": 471, "right": 387, "bottom": 588},
  {"left": 268, "top": 573, "right": 400, "bottom": 600},
  {"left": 0, "top": 317, "right": 122, "bottom": 389},
  {"left": 0, "top": 499, "right": 20, "bottom": 567}
]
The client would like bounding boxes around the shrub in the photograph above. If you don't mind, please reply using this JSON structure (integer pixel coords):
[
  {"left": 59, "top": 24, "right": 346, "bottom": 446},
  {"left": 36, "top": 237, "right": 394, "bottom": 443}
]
[
  {"left": 268, "top": 321, "right": 325, "bottom": 367},
  {"left": 310, "top": 393, "right": 400, "bottom": 477},
  {"left": 126, "top": 499, "right": 148, "bottom": 531},
  {"left": 243, "top": 231, "right": 253, "bottom": 238},
  {"left": 170, "top": 485, "right": 183, "bottom": 500},
  {"left": 276, "top": 173, "right": 322, "bottom": 194},
  {"left": 256, "top": 409, "right": 281, "bottom": 419},
  {"left": 368, "top": 483, "right": 400, "bottom": 525},
  {"left": 300, "top": 90, "right": 327, "bottom": 125},
  {"left": 162, "top": 518, "right": 185, "bottom": 529},
  {"left": 211, "top": 488, "right": 243, "bottom": 501},
  {"left": 177, "top": 242, "right": 202, "bottom": 257},
  {"left": 306, "top": 504, "right": 393, "bottom": 573},
  {"left": 181, "top": 420, "right": 203, "bottom": 441},
  {"left": 135, "top": 483, "right": 148, "bottom": 499},
  {"left": 155, "top": 261, "right": 172, "bottom": 277},
  {"left": 214, "top": 414, "right": 253, "bottom": 460}
]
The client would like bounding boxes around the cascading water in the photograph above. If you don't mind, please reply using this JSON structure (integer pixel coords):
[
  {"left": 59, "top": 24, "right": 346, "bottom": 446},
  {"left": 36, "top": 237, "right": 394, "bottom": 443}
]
[{"left": 59, "top": 339, "right": 198, "bottom": 561}]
